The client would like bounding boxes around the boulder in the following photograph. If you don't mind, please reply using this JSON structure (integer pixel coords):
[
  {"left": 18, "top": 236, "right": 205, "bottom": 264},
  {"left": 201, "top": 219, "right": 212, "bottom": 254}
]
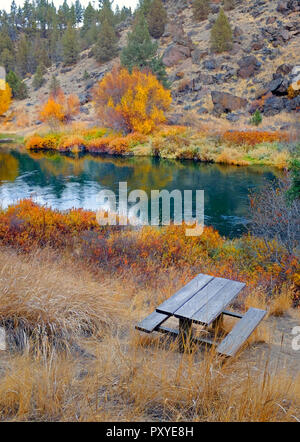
[
  {"left": 168, "top": 113, "right": 184, "bottom": 125},
  {"left": 277, "top": 0, "right": 300, "bottom": 14},
  {"left": 203, "top": 59, "right": 217, "bottom": 70},
  {"left": 211, "top": 91, "right": 248, "bottom": 115},
  {"left": 285, "top": 95, "right": 300, "bottom": 111},
  {"left": 163, "top": 44, "right": 191, "bottom": 67},
  {"left": 191, "top": 49, "right": 208, "bottom": 64},
  {"left": 237, "top": 55, "right": 260, "bottom": 78},
  {"left": 263, "top": 96, "right": 286, "bottom": 116},
  {"left": 276, "top": 63, "right": 292, "bottom": 76}
]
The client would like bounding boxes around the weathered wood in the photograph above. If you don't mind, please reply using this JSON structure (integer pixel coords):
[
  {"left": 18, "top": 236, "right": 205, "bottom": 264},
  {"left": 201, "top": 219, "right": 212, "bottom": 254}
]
[
  {"left": 136, "top": 311, "right": 169, "bottom": 333},
  {"left": 157, "top": 326, "right": 215, "bottom": 346},
  {"left": 156, "top": 273, "right": 214, "bottom": 315},
  {"left": 217, "top": 307, "right": 267, "bottom": 357},
  {"left": 179, "top": 318, "right": 193, "bottom": 353},
  {"left": 192, "top": 281, "right": 245, "bottom": 325},
  {"left": 0, "top": 138, "right": 14, "bottom": 144},
  {"left": 211, "top": 313, "right": 224, "bottom": 333},
  {"left": 222, "top": 309, "right": 243, "bottom": 319},
  {"left": 0, "top": 327, "right": 6, "bottom": 351},
  {"left": 174, "top": 277, "right": 229, "bottom": 319}
]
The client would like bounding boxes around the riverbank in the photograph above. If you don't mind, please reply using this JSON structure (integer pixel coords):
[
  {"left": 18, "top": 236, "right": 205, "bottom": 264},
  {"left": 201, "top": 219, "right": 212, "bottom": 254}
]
[{"left": 22, "top": 125, "right": 297, "bottom": 169}]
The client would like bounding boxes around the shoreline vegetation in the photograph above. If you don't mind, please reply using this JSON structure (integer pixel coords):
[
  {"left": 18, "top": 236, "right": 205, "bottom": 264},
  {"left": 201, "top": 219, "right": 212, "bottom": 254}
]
[
  {"left": 22, "top": 125, "right": 296, "bottom": 168},
  {"left": 0, "top": 199, "right": 299, "bottom": 307}
]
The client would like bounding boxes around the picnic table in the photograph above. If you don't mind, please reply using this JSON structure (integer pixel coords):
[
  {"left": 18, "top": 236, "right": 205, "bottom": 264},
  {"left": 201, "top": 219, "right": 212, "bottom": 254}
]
[{"left": 136, "top": 273, "right": 267, "bottom": 357}]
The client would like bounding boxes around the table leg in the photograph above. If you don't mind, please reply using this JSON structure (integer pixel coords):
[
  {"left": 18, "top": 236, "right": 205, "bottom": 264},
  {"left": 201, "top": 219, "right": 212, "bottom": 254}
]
[
  {"left": 179, "top": 318, "right": 193, "bottom": 353},
  {"left": 211, "top": 314, "right": 224, "bottom": 335}
]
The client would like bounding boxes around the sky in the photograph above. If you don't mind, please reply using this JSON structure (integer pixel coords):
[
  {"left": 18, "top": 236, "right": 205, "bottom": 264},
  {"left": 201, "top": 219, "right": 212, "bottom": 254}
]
[{"left": 0, "top": 0, "right": 139, "bottom": 12}]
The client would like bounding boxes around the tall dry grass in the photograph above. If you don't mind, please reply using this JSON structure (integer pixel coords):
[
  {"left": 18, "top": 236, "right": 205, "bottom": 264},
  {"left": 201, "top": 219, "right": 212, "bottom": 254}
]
[
  {"left": 0, "top": 248, "right": 123, "bottom": 352},
  {"left": 0, "top": 247, "right": 299, "bottom": 421}
]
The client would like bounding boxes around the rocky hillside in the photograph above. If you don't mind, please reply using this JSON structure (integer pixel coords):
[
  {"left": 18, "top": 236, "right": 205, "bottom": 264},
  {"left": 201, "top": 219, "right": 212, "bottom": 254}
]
[{"left": 7, "top": 0, "right": 300, "bottom": 133}]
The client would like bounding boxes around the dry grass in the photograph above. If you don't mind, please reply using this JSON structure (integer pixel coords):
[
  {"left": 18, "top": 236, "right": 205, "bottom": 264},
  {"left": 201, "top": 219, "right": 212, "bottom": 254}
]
[
  {"left": 0, "top": 248, "right": 123, "bottom": 352},
  {"left": 0, "top": 247, "right": 299, "bottom": 422}
]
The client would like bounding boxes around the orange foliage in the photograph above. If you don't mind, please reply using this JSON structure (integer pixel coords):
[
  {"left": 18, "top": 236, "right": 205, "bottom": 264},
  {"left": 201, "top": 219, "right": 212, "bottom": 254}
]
[
  {"left": 287, "top": 80, "right": 300, "bottom": 99},
  {"left": 26, "top": 131, "right": 148, "bottom": 155},
  {"left": 39, "top": 91, "right": 80, "bottom": 127},
  {"left": 0, "top": 82, "right": 12, "bottom": 116},
  {"left": 222, "top": 130, "right": 289, "bottom": 146},
  {"left": 93, "top": 67, "right": 172, "bottom": 134},
  {"left": 0, "top": 200, "right": 298, "bottom": 304}
]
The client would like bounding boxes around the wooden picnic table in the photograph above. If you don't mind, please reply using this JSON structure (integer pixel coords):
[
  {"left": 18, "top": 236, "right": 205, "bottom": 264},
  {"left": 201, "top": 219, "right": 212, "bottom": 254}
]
[{"left": 136, "top": 273, "right": 267, "bottom": 357}]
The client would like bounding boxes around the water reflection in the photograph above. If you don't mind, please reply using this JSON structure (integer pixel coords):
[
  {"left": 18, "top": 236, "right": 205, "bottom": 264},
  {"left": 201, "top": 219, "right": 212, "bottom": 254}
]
[{"left": 0, "top": 147, "right": 281, "bottom": 237}]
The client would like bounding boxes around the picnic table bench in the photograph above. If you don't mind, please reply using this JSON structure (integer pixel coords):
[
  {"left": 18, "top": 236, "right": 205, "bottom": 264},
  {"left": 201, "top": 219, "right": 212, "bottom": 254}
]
[{"left": 136, "top": 273, "right": 267, "bottom": 357}]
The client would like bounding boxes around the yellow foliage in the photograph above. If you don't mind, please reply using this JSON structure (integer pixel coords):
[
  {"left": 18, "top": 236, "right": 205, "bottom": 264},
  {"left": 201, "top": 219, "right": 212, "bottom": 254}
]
[
  {"left": 0, "top": 82, "right": 12, "bottom": 116},
  {"left": 39, "top": 92, "right": 80, "bottom": 127},
  {"left": 93, "top": 67, "right": 172, "bottom": 135},
  {"left": 40, "top": 97, "right": 64, "bottom": 125}
]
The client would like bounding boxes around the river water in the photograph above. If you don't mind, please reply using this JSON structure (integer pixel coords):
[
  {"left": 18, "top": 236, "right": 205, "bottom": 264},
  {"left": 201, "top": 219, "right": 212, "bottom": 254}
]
[{"left": 0, "top": 147, "right": 281, "bottom": 237}]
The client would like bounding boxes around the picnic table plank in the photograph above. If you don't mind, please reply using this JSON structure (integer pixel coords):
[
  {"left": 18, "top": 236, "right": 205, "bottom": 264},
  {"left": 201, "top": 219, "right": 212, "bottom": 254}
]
[
  {"left": 174, "top": 277, "right": 229, "bottom": 319},
  {"left": 156, "top": 273, "right": 214, "bottom": 315},
  {"left": 135, "top": 311, "right": 169, "bottom": 333},
  {"left": 217, "top": 307, "right": 267, "bottom": 357},
  {"left": 192, "top": 280, "right": 245, "bottom": 325}
]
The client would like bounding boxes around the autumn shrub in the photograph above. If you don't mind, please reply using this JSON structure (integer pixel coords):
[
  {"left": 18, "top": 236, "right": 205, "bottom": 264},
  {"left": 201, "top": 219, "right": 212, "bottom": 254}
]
[
  {"left": 39, "top": 91, "right": 80, "bottom": 128},
  {"left": 287, "top": 80, "right": 300, "bottom": 99},
  {"left": 222, "top": 130, "right": 289, "bottom": 146},
  {"left": 0, "top": 82, "right": 12, "bottom": 116},
  {"left": 59, "top": 135, "right": 85, "bottom": 152},
  {"left": 93, "top": 67, "right": 172, "bottom": 134},
  {"left": 0, "top": 200, "right": 298, "bottom": 303},
  {"left": 216, "top": 147, "right": 250, "bottom": 166}
]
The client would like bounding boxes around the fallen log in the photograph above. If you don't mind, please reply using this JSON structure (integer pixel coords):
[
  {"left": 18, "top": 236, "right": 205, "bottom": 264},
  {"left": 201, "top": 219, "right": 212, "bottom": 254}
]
[{"left": 0, "top": 138, "right": 14, "bottom": 144}]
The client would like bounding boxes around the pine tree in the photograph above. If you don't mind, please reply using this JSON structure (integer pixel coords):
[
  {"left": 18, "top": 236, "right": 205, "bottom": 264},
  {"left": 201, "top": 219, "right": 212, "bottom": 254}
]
[
  {"left": 62, "top": 23, "right": 79, "bottom": 65},
  {"left": 138, "top": 0, "right": 152, "bottom": 17},
  {"left": 192, "top": 0, "right": 210, "bottom": 22},
  {"left": 149, "top": 56, "right": 170, "bottom": 89},
  {"left": 74, "top": 0, "right": 83, "bottom": 25},
  {"left": 210, "top": 8, "right": 233, "bottom": 53},
  {"left": 147, "top": 0, "right": 167, "bottom": 39},
  {"left": 6, "top": 70, "right": 28, "bottom": 99},
  {"left": 0, "top": 48, "right": 15, "bottom": 72},
  {"left": 121, "top": 12, "right": 158, "bottom": 72},
  {"left": 49, "top": 74, "right": 60, "bottom": 97},
  {"left": 94, "top": 18, "right": 118, "bottom": 63},
  {"left": 15, "top": 33, "right": 30, "bottom": 77},
  {"left": 32, "top": 63, "right": 46, "bottom": 89},
  {"left": 99, "top": 0, "right": 115, "bottom": 27}
]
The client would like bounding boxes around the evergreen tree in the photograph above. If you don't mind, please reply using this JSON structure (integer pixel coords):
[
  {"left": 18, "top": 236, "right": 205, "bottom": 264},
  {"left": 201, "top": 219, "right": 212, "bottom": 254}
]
[
  {"left": 147, "top": 0, "right": 167, "bottom": 39},
  {"left": 49, "top": 74, "right": 60, "bottom": 97},
  {"left": 0, "top": 48, "right": 15, "bottom": 72},
  {"left": 121, "top": 13, "right": 168, "bottom": 87},
  {"left": 81, "top": 2, "right": 98, "bottom": 46},
  {"left": 210, "top": 8, "right": 233, "bottom": 53},
  {"left": 99, "top": 0, "right": 115, "bottom": 27},
  {"left": 94, "top": 18, "right": 118, "bottom": 63},
  {"left": 149, "top": 56, "right": 170, "bottom": 89},
  {"left": 62, "top": 23, "right": 79, "bottom": 65},
  {"left": 192, "top": 0, "right": 210, "bottom": 22},
  {"left": 32, "top": 63, "right": 46, "bottom": 89},
  {"left": 74, "top": 0, "right": 83, "bottom": 25},
  {"left": 6, "top": 70, "right": 28, "bottom": 99},
  {"left": 121, "top": 13, "right": 158, "bottom": 72},
  {"left": 138, "top": 0, "right": 152, "bottom": 17},
  {"left": 15, "top": 33, "right": 30, "bottom": 76}
]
